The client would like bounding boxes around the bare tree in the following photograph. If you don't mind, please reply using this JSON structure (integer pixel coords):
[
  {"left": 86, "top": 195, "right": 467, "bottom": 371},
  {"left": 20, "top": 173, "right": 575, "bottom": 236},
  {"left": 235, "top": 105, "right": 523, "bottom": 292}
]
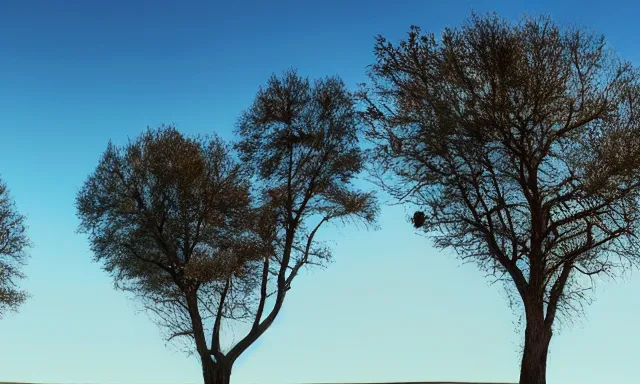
[
  {"left": 76, "top": 70, "right": 377, "bottom": 384},
  {"left": 360, "top": 13, "right": 640, "bottom": 384},
  {"left": 229, "top": 68, "right": 377, "bottom": 375},
  {"left": 0, "top": 177, "right": 30, "bottom": 318},
  {"left": 76, "top": 128, "right": 263, "bottom": 384}
]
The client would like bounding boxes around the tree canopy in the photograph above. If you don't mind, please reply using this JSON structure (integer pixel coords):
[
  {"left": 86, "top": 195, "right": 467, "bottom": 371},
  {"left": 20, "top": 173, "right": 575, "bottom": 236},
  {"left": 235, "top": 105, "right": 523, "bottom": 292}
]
[
  {"left": 0, "top": 178, "right": 30, "bottom": 318},
  {"left": 360, "top": 13, "right": 640, "bottom": 384},
  {"left": 77, "top": 70, "right": 377, "bottom": 384}
]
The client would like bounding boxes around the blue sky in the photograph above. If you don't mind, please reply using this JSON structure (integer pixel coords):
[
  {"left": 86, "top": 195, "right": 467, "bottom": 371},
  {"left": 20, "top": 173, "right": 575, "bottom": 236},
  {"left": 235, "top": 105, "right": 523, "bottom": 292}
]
[{"left": 1, "top": 0, "right": 640, "bottom": 383}]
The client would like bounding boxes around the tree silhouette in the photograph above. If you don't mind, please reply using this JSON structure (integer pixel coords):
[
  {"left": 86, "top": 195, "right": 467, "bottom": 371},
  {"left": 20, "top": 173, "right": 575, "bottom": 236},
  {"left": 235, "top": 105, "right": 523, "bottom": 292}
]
[
  {"left": 0, "top": 177, "right": 30, "bottom": 319},
  {"left": 77, "top": 70, "right": 377, "bottom": 384},
  {"left": 361, "top": 13, "right": 640, "bottom": 384}
]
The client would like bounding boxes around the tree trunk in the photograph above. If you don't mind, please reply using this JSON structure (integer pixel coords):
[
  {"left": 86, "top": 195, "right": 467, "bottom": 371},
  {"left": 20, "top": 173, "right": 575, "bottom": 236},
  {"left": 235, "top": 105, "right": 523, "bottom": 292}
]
[
  {"left": 201, "top": 358, "right": 232, "bottom": 384},
  {"left": 519, "top": 315, "right": 552, "bottom": 384}
]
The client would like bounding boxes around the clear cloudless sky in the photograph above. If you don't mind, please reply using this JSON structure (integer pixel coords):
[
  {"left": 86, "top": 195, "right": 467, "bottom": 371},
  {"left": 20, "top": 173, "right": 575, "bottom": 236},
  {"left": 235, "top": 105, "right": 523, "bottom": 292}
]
[{"left": 1, "top": 0, "right": 640, "bottom": 383}]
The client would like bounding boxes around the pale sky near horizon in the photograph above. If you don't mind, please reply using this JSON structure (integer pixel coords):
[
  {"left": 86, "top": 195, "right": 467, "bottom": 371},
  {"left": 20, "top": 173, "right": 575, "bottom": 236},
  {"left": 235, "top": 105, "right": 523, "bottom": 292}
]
[{"left": 1, "top": 1, "right": 640, "bottom": 383}]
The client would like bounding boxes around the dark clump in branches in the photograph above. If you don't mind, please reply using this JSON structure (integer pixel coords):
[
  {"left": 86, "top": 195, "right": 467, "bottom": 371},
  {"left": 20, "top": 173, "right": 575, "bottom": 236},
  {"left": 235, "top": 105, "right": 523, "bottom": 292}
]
[
  {"left": 412, "top": 211, "right": 426, "bottom": 228},
  {"left": 361, "top": 13, "right": 640, "bottom": 384},
  {"left": 77, "top": 70, "right": 377, "bottom": 384},
  {"left": 0, "top": 178, "right": 30, "bottom": 318}
]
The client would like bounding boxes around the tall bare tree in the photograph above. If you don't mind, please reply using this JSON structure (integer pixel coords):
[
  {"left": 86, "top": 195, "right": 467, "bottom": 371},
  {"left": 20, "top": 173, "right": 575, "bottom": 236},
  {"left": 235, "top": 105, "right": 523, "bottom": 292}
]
[
  {"left": 229, "top": 69, "right": 377, "bottom": 377},
  {"left": 0, "top": 177, "right": 30, "bottom": 318},
  {"left": 76, "top": 70, "right": 377, "bottom": 384},
  {"left": 360, "top": 13, "right": 640, "bottom": 384}
]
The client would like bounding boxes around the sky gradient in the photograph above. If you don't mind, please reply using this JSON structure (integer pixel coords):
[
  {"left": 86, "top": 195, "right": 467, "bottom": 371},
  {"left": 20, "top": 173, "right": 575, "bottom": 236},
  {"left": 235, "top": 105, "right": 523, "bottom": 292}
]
[{"left": 1, "top": 0, "right": 640, "bottom": 383}]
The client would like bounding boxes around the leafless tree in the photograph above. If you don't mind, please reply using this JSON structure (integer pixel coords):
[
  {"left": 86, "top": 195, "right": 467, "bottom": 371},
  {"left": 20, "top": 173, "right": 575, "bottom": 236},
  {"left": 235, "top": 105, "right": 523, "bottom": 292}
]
[
  {"left": 76, "top": 70, "right": 377, "bottom": 384},
  {"left": 229, "top": 68, "right": 377, "bottom": 377},
  {"left": 360, "top": 13, "right": 640, "bottom": 384},
  {"left": 0, "top": 177, "right": 30, "bottom": 319}
]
